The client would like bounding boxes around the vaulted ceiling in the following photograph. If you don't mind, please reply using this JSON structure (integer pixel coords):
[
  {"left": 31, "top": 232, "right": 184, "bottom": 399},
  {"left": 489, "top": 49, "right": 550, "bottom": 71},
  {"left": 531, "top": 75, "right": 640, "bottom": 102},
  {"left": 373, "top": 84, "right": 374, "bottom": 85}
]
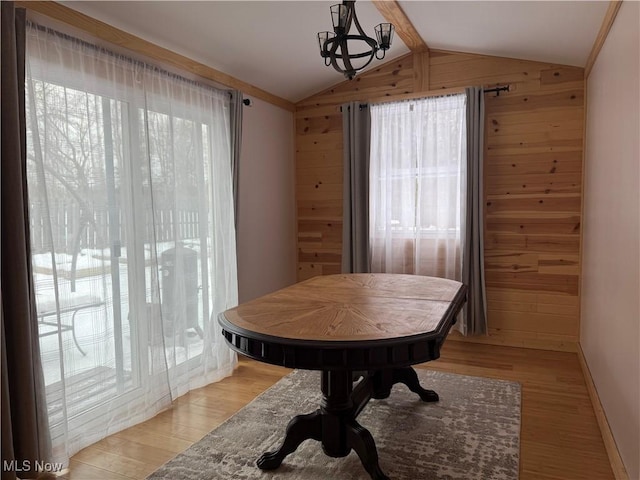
[{"left": 60, "top": 1, "right": 610, "bottom": 103}]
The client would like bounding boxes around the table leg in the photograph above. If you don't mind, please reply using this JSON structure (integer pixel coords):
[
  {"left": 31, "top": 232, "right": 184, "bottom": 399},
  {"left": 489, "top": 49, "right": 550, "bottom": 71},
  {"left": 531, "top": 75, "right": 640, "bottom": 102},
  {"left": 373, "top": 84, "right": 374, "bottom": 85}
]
[
  {"left": 257, "top": 410, "right": 321, "bottom": 470},
  {"left": 345, "top": 418, "right": 390, "bottom": 480},
  {"left": 372, "top": 367, "right": 439, "bottom": 402},
  {"left": 391, "top": 367, "right": 439, "bottom": 402},
  {"left": 321, "top": 370, "right": 388, "bottom": 479},
  {"left": 257, "top": 370, "right": 389, "bottom": 480}
]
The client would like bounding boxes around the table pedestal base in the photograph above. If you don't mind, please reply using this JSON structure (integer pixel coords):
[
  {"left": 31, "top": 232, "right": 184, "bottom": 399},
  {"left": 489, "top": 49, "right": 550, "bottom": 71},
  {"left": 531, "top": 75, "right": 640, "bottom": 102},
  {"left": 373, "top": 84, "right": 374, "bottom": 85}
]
[{"left": 257, "top": 367, "right": 438, "bottom": 480}]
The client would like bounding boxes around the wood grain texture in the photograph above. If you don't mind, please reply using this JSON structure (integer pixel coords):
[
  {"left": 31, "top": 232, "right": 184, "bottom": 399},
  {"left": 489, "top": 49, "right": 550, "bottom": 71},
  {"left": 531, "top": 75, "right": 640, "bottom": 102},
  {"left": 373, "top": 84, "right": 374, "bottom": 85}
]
[
  {"left": 412, "top": 49, "right": 430, "bottom": 92},
  {"left": 295, "top": 48, "right": 585, "bottom": 351},
  {"left": 17, "top": 1, "right": 295, "bottom": 112},
  {"left": 222, "top": 274, "right": 464, "bottom": 341},
  {"left": 59, "top": 343, "right": 615, "bottom": 480},
  {"left": 372, "top": 0, "right": 428, "bottom": 53},
  {"left": 584, "top": 1, "right": 624, "bottom": 78},
  {"left": 297, "top": 54, "right": 414, "bottom": 109}
]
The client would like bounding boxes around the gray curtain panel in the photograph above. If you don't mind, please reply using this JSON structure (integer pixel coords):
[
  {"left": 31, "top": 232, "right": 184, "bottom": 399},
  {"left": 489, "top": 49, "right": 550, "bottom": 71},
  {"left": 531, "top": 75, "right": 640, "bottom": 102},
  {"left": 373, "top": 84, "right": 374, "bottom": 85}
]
[
  {"left": 1, "top": 3, "right": 52, "bottom": 478},
  {"left": 230, "top": 91, "right": 243, "bottom": 231},
  {"left": 341, "top": 102, "right": 371, "bottom": 273},
  {"left": 462, "top": 87, "right": 488, "bottom": 335}
]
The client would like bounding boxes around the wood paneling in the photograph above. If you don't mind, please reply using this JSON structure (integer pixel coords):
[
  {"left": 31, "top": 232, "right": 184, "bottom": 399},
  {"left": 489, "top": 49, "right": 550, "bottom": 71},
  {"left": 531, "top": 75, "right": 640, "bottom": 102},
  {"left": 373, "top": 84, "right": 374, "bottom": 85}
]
[
  {"left": 297, "top": 55, "right": 415, "bottom": 109},
  {"left": 60, "top": 344, "right": 615, "bottom": 480},
  {"left": 295, "top": 48, "right": 585, "bottom": 351}
]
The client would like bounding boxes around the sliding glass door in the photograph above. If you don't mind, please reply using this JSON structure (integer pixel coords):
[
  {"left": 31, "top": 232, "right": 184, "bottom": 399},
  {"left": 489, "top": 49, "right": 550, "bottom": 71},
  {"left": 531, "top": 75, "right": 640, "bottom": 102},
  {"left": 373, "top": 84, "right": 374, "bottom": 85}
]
[
  {"left": 27, "top": 80, "right": 136, "bottom": 411},
  {"left": 25, "top": 22, "right": 238, "bottom": 465}
]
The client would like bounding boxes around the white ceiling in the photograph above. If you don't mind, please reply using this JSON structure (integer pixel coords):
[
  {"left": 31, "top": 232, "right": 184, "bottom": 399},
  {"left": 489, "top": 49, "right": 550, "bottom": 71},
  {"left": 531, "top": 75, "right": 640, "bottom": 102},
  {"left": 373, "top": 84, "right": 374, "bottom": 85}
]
[
  {"left": 401, "top": 1, "right": 609, "bottom": 67},
  {"left": 60, "top": 1, "right": 609, "bottom": 104}
]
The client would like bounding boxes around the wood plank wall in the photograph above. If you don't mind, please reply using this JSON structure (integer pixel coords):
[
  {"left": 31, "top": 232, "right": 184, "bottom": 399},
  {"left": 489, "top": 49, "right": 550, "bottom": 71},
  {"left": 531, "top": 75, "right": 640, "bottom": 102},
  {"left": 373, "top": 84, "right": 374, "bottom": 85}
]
[{"left": 295, "top": 50, "right": 584, "bottom": 352}]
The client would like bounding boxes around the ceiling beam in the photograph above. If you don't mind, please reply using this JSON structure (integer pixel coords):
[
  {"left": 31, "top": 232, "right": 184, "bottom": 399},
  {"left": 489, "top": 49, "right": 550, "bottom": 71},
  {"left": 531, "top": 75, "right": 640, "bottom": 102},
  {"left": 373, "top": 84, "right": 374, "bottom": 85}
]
[
  {"left": 584, "top": 0, "right": 623, "bottom": 78},
  {"left": 372, "top": 0, "right": 428, "bottom": 53},
  {"left": 16, "top": 1, "right": 296, "bottom": 112}
]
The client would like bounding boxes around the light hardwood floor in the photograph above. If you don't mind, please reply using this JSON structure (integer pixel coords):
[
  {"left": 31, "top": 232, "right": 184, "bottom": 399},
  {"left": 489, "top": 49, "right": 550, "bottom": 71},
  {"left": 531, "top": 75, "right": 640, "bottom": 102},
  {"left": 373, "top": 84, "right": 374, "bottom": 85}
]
[{"left": 60, "top": 342, "right": 614, "bottom": 480}]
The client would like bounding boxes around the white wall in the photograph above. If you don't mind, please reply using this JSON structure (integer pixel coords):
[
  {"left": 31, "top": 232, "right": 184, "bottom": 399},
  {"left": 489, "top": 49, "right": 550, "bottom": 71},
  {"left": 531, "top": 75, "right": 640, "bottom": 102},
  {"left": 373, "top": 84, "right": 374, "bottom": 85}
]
[
  {"left": 236, "top": 98, "right": 297, "bottom": 303},
  {"left": 581, "top": 2, "right": 640, "bottom": 478}
]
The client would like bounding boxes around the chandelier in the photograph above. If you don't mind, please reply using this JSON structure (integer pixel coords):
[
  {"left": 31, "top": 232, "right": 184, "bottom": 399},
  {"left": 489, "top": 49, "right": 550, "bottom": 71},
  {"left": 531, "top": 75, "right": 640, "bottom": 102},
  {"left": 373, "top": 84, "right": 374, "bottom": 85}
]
[{"left": 317, "top": 1, "right": 395, "bottom": 80}]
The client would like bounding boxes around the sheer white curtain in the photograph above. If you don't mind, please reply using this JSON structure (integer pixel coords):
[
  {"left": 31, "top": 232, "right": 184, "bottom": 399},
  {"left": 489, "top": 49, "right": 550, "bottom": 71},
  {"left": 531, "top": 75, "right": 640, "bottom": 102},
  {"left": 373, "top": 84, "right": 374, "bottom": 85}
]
[
  {"left": 25, "top": 23, "right": 238, "bottom": 465},
  {"left": 369, "top": 94, "right": 467, "bottom": 280}
]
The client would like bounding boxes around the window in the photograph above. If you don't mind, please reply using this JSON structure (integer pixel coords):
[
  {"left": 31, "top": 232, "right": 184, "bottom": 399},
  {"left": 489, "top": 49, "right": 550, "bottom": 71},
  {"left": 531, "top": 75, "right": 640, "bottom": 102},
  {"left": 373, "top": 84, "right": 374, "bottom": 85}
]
[
  {"left": 26, "top": 24, "right": 238, "bottom": 465},
  {"left": 369, "top": 94, "right": 467, "bottom": 279}
]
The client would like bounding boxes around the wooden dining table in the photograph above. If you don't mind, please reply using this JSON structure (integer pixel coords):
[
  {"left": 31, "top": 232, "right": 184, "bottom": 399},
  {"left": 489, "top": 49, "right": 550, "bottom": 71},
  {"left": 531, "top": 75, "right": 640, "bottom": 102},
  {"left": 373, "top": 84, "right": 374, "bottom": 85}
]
[{"left": 219, "top": 273, "right": 467, "bottom": 480}]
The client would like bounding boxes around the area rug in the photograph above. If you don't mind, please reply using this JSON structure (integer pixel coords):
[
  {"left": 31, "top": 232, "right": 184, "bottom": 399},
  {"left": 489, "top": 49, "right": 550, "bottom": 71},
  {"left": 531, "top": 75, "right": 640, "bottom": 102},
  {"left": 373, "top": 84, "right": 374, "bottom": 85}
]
[{"left": 147, "top": 369, "right": 521, "bottom": 480}]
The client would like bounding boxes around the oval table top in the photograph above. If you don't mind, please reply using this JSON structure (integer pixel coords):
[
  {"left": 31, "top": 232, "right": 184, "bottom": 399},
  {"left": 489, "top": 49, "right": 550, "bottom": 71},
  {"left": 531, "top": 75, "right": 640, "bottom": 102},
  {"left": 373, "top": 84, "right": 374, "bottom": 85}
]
[
  {"left": 222, "top": 273, "right": 462, "bottom": 341},
  {"left": 219, "top": 273, "right": 466, "bottom": 346}
]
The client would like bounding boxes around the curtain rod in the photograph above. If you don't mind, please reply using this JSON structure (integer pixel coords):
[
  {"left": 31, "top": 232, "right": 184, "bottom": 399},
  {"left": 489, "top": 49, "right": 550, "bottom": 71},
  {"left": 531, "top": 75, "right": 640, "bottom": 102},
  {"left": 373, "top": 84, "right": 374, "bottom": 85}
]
[
  {"left": 339, "top": 104, "right": 368, "bottom": 112},
  {"left": 484, "top": 85, "right": 510, "bottom": 96},
  {"left": 338, "top": 85, "right": 508, "bottom": 112},
  {"left": 340, "top": 89, "right": 467, "bottom": 112}
]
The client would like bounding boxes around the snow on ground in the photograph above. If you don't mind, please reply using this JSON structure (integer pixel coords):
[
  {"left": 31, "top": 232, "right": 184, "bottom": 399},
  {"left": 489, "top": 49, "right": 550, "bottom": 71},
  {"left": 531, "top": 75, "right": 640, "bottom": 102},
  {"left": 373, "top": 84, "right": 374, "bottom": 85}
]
[{"left": 35, "top": 243, "right": 206, "bottom": 394}]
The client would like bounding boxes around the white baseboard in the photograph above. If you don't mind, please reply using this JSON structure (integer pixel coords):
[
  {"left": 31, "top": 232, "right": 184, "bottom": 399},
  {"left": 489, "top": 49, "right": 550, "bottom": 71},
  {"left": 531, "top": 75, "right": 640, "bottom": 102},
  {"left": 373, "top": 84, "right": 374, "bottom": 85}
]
[{"left": 577, "top": 342, "right": 629, "bottom": 480}]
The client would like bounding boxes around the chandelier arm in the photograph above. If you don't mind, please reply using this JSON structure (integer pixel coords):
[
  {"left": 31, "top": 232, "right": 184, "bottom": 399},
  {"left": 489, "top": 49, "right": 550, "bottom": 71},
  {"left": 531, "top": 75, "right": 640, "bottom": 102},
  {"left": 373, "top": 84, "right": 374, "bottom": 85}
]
[
  {"left": 327, "top": 35, "right": 342, "bottom": 70},
  {"left": 329, "top": 47, "right": 375, "bottom": 79},
  {"left": 324, "top": 36, "right": 378, "bottom": 59},
  {"left": 354, "top": 51, "right": 376, "bottom": 72},
  {"left": 343, "top": 3, "right": 354, "bottom": 35},
  {"left": 339, "top": 37, "right": 355, "bottom": 76},
  {"left": 350, "top": 3, "right": 370, "bottom": 40},
  {"left": 328, "top": 37, "right": 352, "bottom": 77}
]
